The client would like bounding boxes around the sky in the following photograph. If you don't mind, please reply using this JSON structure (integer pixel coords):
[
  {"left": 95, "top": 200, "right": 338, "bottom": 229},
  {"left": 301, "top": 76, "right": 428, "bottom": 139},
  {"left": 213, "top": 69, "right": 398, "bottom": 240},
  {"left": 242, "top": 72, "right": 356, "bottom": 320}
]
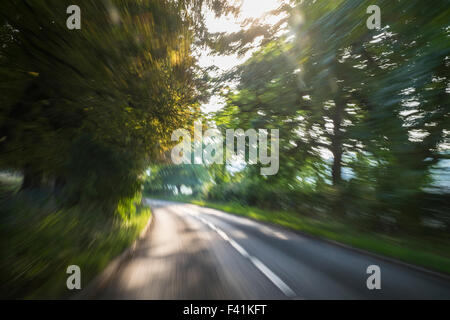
[{"left": 198, "top": 0, "right": 283, "bottom": 113}]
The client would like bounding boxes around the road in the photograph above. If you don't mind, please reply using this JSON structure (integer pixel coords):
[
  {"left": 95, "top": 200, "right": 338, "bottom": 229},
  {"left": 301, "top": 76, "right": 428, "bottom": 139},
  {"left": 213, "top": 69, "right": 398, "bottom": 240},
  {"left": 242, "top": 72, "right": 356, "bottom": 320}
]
[{"left": 97, "top": 199, "right": 450, "bottom": 299}]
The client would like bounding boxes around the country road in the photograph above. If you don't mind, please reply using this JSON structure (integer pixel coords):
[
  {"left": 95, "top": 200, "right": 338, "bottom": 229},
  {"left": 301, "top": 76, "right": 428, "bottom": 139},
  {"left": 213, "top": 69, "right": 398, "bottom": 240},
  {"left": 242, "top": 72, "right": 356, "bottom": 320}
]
[{"left": 96, "top": 199, "right": 450, "bottom": 299}]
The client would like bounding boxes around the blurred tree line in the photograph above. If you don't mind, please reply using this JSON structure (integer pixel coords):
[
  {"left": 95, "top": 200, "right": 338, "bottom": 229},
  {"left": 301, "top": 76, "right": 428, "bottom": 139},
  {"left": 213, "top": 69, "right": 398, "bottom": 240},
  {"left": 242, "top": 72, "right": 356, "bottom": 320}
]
[
  {"left": 148, "top": 0, "right": 450, "bottom": 236},
  {"left": 0, "top": 0, "right": 238, "bottom": 211},
  {"left": 0, "top": 1, "right": 250, "bottom": 298},
  {"left": 210, "top": 0, "right": 450, "bottom": 235}
]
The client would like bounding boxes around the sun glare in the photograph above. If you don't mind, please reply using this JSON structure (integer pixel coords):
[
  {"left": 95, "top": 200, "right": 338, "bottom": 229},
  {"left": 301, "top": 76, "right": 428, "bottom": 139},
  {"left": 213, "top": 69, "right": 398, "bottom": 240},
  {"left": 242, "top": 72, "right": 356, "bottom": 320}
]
[
  {"left": 199, "top": 0, "right": 284, "bottom": 113},
  {"left": 240, "top": 0, "right": 281, "bottom": 20}
]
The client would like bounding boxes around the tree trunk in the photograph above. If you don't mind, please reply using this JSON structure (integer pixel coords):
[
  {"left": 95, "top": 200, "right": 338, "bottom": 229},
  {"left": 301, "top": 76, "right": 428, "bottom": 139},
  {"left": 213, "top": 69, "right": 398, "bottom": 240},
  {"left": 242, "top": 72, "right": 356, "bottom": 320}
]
[
  {"left": 54, "top": 175, "right": 66, "bottom": 191},
  {"left": 331, "top": 97, "right": 344, "bottom": 186},
  {"left": 21, "top": 165, "right": 43, "bottom": 190},
  {"left": 329, "top": 95, "right": 345, "bottom": 218}
]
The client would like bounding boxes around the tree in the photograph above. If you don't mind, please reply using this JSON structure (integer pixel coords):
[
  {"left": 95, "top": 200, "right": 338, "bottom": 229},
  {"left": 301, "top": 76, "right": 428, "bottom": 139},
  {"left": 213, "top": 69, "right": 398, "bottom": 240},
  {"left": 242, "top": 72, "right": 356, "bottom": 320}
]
[
  {"left": 0, "top": 0, "right": 231, "bottom": 209},
  {"left": 206, "top": 0, "right": 450, "bottom": 232}
]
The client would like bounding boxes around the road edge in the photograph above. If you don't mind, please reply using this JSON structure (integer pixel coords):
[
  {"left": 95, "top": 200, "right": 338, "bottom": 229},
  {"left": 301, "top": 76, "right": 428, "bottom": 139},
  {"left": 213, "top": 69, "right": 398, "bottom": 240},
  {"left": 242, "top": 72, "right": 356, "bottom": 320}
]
[
  {"left": 71, "top": 208, "right": 154, "bottom": 300},
  {"left": 187, "top": 201, "right": 450, "bottom": 282}
]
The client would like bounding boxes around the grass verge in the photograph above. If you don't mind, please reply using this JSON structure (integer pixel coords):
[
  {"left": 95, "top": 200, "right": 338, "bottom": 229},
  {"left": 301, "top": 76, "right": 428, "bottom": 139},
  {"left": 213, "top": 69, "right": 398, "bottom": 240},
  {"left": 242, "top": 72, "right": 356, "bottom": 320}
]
[
  {"left": 151, "top": 195, "right": 450, "bottom": 275},
  {"left": 1, "top": 180, "right": 151, "bottom": 299}
]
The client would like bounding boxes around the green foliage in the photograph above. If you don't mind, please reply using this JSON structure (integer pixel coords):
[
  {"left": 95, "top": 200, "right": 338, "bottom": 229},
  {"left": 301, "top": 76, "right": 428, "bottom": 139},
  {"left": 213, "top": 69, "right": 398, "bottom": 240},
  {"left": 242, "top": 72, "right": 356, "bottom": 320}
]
[
  {"left": 144, "top": 164, "right": 211, "bottom": 196},
  {"left": 0, "top": 0, "right": 238, "bottom": 298},
  {"left": 0, "top": 0, "right": 209, "bottom": 209},
  {"left": 205, "top": 0, "right": 450, "bottom": 236},
  {"left": 0, "top": 178, "right": 151, "bottom": 299}
]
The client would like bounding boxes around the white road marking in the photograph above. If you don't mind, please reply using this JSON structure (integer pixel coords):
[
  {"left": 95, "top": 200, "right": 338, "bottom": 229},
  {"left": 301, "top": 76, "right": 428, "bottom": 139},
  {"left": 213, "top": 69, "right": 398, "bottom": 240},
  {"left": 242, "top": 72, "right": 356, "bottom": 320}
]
[
  {"left": 249, "top": 256, "right": 296, "bottom": 297},
  {"left": 182, "top": 208, "right": 297, "bottom": 298}
]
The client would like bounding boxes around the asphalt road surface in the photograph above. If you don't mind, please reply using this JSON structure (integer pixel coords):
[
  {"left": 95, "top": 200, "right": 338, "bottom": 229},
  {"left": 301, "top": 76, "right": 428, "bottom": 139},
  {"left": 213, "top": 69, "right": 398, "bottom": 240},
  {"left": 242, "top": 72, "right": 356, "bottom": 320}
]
[{"left": 97, "top": 199, "right": 450, "bottom": 299}]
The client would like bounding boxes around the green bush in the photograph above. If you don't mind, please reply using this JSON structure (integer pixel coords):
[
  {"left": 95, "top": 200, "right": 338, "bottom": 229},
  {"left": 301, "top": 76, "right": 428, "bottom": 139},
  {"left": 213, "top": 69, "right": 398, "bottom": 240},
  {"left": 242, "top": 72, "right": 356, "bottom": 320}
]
[{"left": 0, "top": 180, "right": 150, "bottom": 299}]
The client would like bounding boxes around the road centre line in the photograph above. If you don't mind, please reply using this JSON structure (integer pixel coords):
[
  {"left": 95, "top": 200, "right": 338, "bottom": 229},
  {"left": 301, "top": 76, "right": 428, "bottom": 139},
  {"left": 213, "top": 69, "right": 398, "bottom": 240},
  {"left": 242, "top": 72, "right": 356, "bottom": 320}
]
[{"left": 181, "top": 208, "right": 297, "bottom": 298}]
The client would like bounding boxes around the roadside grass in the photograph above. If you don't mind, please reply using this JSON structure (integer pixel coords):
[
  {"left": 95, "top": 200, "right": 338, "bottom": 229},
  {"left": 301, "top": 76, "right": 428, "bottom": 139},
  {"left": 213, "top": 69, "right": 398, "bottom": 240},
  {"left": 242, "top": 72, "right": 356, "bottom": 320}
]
[
  {"left": 0, "top": 178, "right": 151, "bottom": 299},
  {"left": 151, "top": 195, "right": 450, "bottom": 275}
]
